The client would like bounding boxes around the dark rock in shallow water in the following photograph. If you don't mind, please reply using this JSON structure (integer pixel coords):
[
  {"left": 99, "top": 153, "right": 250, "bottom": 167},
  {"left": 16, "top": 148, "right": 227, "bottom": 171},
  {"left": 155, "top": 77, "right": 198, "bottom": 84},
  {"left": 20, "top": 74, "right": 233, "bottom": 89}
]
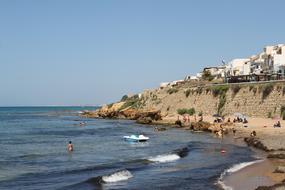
[
  {"left": 244, "top": 137, "right": 270, "bottom": 151},
  {"left": 155, "top": 127, "right": 166, "bottom": 131},
  {"left": 190, "top": 121, "right": 211, "bottom": 131},
  {"left": 175, "top": 120, "right": 182, "bottom": 127},
  {"left": 136, "top": 117, "right": 153, "bottom": 124}
]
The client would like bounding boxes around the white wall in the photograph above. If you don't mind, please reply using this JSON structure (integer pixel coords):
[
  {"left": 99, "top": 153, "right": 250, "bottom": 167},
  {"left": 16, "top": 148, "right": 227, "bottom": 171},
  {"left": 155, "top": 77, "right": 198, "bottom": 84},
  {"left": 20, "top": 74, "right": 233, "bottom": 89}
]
[
  {"left": 228, "top": 59, "right": 249, "bottom": 76},
  {"left": 243, "top": 62, "right": 251, "bottom": 75},
  {"left": 273, "top": 54, "right": 285, "bottom": 72}
]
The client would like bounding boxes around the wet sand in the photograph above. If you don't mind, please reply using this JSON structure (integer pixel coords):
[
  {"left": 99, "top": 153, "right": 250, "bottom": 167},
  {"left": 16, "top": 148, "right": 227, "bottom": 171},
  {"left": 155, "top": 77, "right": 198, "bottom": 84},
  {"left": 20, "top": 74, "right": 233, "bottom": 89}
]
[{"left": 222, "top": 159, "right": 285, "bottom": 190}]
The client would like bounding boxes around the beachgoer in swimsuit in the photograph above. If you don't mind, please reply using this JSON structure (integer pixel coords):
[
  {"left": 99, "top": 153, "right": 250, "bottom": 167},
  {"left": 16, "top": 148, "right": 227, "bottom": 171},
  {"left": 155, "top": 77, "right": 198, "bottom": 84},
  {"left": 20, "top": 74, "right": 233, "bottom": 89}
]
[{"left": 67, "top": 141, "right": 74, "bottom": 152}]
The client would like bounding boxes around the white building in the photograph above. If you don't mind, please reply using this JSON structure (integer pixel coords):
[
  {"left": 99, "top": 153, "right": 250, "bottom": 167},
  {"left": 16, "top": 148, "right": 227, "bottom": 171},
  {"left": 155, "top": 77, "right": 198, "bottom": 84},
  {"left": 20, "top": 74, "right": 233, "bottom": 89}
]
[
  {"left": 160, "top": 82, "right": 170, "bottom": 89},
  {"left": 184, "top": 75, "right": 198, "bottom": 81},
  {"left": 191, "top": 44, "right": 285, "bottom": 82},
  {"left": 250, "top": 44, "right": 285, "bottom": 75},
  {"left": 169, "top": 80, "right": 184, "bottom": 86},
  {"left": 271, "top": 45, "right": 285, "bottom": 74},
  {"left": 203, "top": 66, "right": 226, "bottom": 79},
  {"left": 226, "top": 59, "right": 250, "bottom": 76},
  {"left": 196, "top": 72, "right": 203, "bottom": 78}
]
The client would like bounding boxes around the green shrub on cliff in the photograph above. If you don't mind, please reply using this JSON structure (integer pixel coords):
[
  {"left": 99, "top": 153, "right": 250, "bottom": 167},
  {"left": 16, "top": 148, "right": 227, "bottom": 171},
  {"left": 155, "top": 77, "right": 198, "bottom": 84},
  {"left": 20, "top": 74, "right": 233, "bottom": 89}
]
[
  {"left": 177, "top": 108, "right": 195, "bottom": 116},
  {"left": 281, "top": 106, "right": 285, "bottom": 120},
  {"left": 202, "top": 70, "right": 215, "bottom": 81},
  {"left": 185, "top": 89, "right": 191, "bottom": 97},
  {"left": 167, "top": 88, "right": 178, "bottom": 94},
  {"left": 267, "top": 112, "right": 272, "bottom": 118},
  {"left": 198, "top": 111, "right": 203, "bottom": 116},
  {"left": 231, "top": 85, "right": 241, "bottom": 97},
  {"left": 119, "top": 95, "right": 141, "bottom": 111},
  {"left": 249, "top": 85, "right": 254, "bottom": 91},
  {"left": 107, "top": 103, "right": 114, "bottom": 109},
  {"left": 217, "top": 93, "right": 226, "bottom": 115},
  {"left": 211, "top": 85, "right": 229, "bottom": 97},
  {"left": 209, "top": 85, "right": 229, "bottom": 115},
  {"left": 196, "top": 87, "right": 203, "bottom": 94},
  {"left": 261, "top": 84, "right": 274, "bottom": 100},
  {"left": 121, "top": 95, "right": 128, "bottom": 101},
  {"left": 282, "top": 112, "right": 285, "bottom": 120}
]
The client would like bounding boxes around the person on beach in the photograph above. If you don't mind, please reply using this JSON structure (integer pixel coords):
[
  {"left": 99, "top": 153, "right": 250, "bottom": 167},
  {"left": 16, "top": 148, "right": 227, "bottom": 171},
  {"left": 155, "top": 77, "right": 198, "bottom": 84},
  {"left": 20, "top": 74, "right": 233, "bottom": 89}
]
[
  {"left": 216, "top": 130, "right": 223, "bottom": 138},
  {"left": 198, "top": 115, "right": 203, "bottom": 122},
  {"left": 274, "top": 121, "right": 281, "bottom": 128},
  {"left": 67, "top": 141, "right": 74, "bottom": 152},
  {"left": 79, "top": 122, "right": 86, "bottom": 126},
  {"left": 183, "top": 115, "right": 187, "bottom": 123},
  {"left": 232, "top": 128, "right": 236, "bottom": 136},
  {"left": 250, "top": 131, "right": 256, "bottom": 137}
]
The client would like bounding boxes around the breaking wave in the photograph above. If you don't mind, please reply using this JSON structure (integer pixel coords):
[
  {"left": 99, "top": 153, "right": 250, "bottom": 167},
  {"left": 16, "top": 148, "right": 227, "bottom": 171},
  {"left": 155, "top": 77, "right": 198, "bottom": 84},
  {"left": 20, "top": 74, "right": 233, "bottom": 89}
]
[
  {"left": 102, "top": 170, "right": 133, "bottom": 183},
  {"left": 148, "top": 147, "right": 189, "bottom": 163},
  {"left": 148, "top": 154, "right": 181, "bottom": 163},
  {"left": 71, "top": 146, "right": 190, "bottom": 188}
]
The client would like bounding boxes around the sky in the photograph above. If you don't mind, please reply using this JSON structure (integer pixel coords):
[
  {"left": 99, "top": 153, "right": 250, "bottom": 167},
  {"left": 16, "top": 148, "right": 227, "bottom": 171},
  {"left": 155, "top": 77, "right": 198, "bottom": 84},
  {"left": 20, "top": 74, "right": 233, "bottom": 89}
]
[{"left": 0, "top": 0, "right": 285, "bottom": 106}]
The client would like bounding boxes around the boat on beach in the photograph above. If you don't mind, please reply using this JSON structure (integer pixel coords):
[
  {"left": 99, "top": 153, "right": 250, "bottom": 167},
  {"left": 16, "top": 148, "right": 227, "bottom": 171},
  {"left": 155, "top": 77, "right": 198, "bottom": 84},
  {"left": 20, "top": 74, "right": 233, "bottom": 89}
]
[{"left": 123, "top": 134, "right": 149, "bottom": 142}]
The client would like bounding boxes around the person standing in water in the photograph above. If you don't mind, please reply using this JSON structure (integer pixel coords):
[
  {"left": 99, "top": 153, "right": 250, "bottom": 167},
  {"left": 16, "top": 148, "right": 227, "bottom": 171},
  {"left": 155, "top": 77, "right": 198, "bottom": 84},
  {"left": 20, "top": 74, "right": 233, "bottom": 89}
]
[{"left": 67, "top": 141, "right": 74, "bottom": 152}]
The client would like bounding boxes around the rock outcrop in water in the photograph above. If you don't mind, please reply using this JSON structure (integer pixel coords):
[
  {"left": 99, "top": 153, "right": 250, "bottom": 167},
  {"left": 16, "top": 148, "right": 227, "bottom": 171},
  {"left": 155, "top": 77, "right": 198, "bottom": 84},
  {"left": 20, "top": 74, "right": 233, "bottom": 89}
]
[
  {"left": 244, "top": 137, "right": 271, "bottom": 151},
  {"left": 82, "top": 102, "right": 162, "bottom": 124},
  {"left": 189, "top": 121, "right": 212, "bottom": 131}
]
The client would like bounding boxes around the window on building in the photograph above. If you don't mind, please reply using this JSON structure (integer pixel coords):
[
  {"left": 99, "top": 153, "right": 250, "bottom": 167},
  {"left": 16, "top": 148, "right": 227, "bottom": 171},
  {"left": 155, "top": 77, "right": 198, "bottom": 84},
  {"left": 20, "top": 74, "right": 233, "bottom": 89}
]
[{"left": 277, "top": 48, "right": 282, "bottom": 55}]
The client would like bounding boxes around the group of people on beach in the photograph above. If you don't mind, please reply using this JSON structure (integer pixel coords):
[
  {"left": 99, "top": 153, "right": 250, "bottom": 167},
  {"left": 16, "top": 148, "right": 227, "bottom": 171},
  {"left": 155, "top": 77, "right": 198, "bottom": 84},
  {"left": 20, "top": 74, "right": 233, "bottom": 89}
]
[
  {"left": 175, "top": 114, "right": 204, "bottom": 128},
  {"left": 273, "top": 121, "right": 281, "bottom": 128},
  {"left": 233, "top": 117, "right": 248, "bottom": 124}
]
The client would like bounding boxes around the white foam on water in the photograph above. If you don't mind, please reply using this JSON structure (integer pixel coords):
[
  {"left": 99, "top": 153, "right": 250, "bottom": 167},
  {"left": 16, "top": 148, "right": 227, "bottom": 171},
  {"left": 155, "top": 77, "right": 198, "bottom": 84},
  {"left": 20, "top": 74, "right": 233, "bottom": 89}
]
[
  {"left": 102, "top": 170, "right": 133, "bottom": 183},
  {"left": 217, "top": 160, "right": 263, "bottom": 190},
  {"left": 148, "top": 154, "right": 180, "bottom": 163}
]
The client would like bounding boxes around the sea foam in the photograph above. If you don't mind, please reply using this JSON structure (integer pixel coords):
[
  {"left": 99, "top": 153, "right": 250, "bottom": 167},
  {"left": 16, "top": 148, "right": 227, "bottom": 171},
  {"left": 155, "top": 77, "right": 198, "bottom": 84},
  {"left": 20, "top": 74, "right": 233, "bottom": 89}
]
[
  {"left": 148, "top": 154, "right": 181, "bottom": 163},
  {"left": 102, "top": 170, "right": 133, "bottom": 183}
]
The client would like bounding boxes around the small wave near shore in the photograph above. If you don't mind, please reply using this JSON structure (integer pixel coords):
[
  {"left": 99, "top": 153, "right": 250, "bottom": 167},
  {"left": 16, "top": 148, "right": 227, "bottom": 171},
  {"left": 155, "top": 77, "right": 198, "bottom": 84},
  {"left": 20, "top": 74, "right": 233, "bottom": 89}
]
[
  {"left": 147, "top": 147, "right": 189, "bottom": 163},
  {"left": 217, "top": 159, "right": 264, "bottom": 190},
  {"left": 102, "top": 170, "right": 133, "bottom": 183}
]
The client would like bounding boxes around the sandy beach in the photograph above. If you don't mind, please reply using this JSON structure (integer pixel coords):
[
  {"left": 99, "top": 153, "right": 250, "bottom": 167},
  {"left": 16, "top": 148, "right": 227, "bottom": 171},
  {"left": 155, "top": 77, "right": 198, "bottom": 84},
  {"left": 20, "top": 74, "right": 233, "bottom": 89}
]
[{"left": 161, "top": 114, "right": 285, "bottom": 149}]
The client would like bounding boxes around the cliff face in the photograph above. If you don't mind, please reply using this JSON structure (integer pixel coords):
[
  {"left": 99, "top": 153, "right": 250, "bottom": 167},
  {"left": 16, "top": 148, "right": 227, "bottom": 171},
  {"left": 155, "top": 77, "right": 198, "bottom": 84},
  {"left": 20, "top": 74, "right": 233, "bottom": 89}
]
[
  {"left": 128, "top": 81, "right": 285, "bottom": 118},
  {"left": 88, "top": 81, "right": 285, "bottom": 119}
]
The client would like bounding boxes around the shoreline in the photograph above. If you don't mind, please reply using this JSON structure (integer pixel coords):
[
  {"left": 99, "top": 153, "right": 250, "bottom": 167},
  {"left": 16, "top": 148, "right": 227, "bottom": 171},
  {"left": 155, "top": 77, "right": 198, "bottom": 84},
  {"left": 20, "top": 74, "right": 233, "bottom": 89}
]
[
  {"left": 82, "top": 111, "right": 285, "bottom": 189},
  {"left": 154, "top": 115, "right": 285, "bottom": 189}
]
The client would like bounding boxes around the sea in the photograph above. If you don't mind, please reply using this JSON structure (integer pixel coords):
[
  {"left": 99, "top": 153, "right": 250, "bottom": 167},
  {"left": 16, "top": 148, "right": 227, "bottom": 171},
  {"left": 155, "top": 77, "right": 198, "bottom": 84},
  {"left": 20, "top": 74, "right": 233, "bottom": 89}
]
[{"left": 0, "top": 107, "right": 260, "bottom": 190}]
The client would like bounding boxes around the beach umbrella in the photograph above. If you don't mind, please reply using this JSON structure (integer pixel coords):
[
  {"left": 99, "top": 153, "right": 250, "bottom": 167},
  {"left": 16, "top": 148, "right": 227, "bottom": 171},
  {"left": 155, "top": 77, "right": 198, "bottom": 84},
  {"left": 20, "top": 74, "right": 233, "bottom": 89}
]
[
  {"left": 273, "top": 116, "right": 281, "bottom": 120},
  {"left": 213, "top": 114, "right": 221, "bottom": 117},
  {"left": 234, "top": 112, "right": 243, "bottom": 117}
]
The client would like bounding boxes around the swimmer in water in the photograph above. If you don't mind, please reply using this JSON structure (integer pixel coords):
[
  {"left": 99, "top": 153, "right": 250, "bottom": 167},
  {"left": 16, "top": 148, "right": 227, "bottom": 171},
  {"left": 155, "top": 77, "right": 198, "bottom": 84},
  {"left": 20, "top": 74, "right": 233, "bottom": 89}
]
[{"left": 67, "top": 141, "right": 74, "bottom": 152}]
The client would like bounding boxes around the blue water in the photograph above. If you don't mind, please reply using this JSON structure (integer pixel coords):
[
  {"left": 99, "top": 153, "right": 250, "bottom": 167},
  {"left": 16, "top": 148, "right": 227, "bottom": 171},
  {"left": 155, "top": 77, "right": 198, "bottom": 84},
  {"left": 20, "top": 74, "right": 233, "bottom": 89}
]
[{"left": 0, "top": 107, "right": 256, "bottom": 190}]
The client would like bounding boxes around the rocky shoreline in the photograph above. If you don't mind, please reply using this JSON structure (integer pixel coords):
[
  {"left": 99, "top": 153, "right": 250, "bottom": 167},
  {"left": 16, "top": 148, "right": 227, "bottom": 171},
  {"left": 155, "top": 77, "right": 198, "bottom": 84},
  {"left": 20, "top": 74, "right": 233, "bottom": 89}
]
[{"left": 81, "top": 107, "right": 223, "bottom": 132}]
